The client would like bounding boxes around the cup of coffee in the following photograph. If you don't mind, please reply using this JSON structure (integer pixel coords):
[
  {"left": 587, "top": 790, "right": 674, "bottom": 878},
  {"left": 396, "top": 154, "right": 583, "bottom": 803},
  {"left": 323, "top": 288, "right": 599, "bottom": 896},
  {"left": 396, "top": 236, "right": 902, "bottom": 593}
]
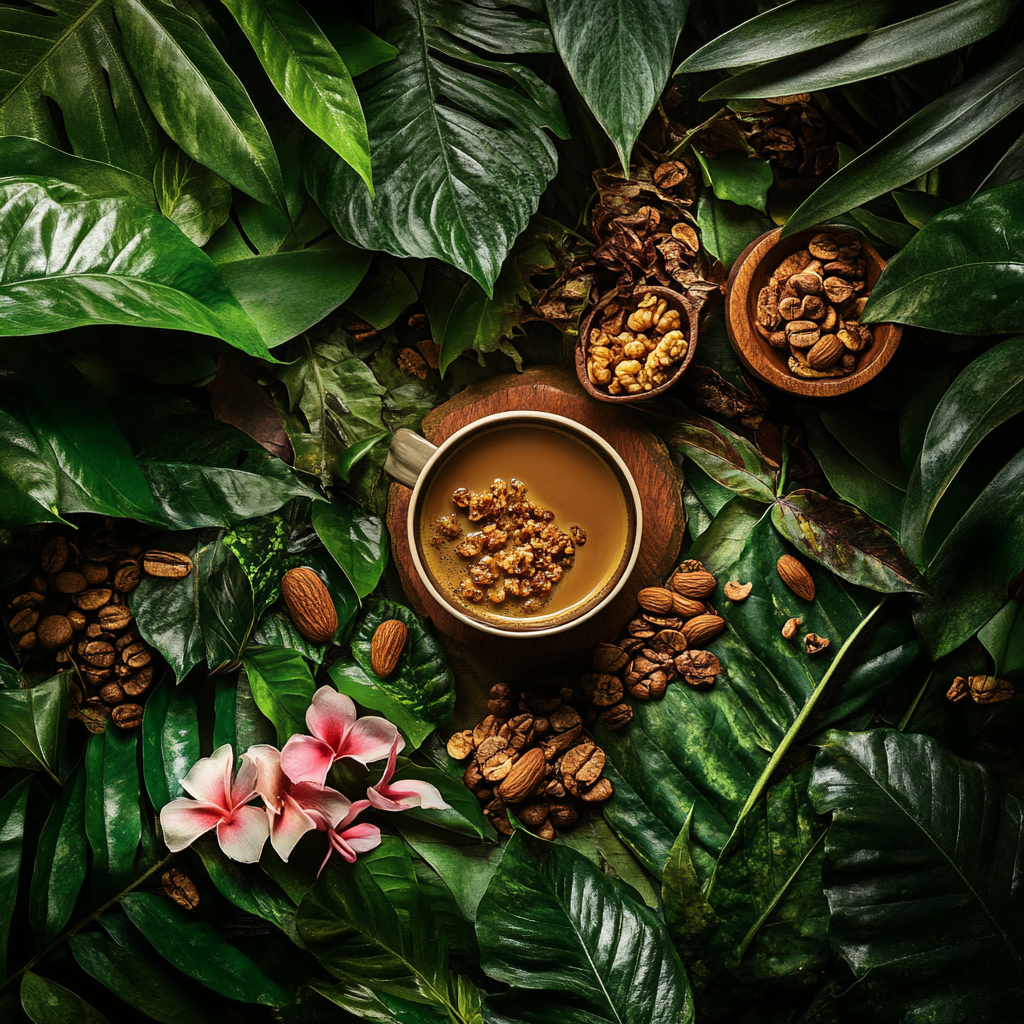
[{"left": 385, "top": 412, "right": 643, "bottom": 637}]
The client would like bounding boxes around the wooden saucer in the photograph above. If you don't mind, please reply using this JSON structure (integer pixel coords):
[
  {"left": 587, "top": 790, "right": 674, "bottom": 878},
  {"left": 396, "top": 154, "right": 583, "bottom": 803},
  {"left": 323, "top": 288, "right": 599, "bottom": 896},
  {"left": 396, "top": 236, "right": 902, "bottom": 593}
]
[{"left": 386, "top": 366, "right": 685, "bottom": 705}]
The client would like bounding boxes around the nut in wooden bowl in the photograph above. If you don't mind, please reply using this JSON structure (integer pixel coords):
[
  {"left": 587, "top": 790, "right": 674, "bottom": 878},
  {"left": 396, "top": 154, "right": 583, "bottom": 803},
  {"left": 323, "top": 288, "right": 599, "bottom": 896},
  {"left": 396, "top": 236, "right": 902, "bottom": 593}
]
[
  {"left": 725, "top": 226, "right": 901, "bottom": 397},
  {"left": 576, "top": 285, "right": 701, "bottom": 404}
]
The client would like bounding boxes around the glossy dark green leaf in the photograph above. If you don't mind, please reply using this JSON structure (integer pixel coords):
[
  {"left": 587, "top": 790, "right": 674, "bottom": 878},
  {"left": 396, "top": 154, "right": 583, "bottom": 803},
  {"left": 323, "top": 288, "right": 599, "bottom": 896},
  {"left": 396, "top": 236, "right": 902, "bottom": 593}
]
[
  {"left": 20, "top": 973, "right": 108, "bottom": 1024},
  {"left": 0, "top": 674, "right": 68, "bottom": 781},
  {"left": 847, "top": 206, "right": 917, "bottom": 249},
  {"left": 810, "top": 729, "right": 1024, "bottom": 1018},
  {"left": 700, "top": 0, "right": 1016, "bottom": 100},
  {"left": 784, "top": 43, "right": 1024, "bottom": 236},
  {"left": 0, "top": 137, "right": 155, "bottom": 204},
  {"left": 29, "top": 763, "right": 87, "bottom": 945},
  {"left": 0, "top": 1, "right": 161, "bottom": 176},
  {"left": 231, "top": 666, "right": 277, "bottom": 754},
  {"left": 979, "top": 601, "right": 1024, "bottom": 677},
  {"left": 669, "top": 409, "right": 776, "bottom": 502},
  {"left": 338, "top": 432, "right": 389, "bottom": 483},
  {"left": 306, "top": 0, "right": 565, "bottom": 294},
  {"left": 697, "top": 191, "right": 772, "bottom": 269},
  {"left": 386, "top": 761, "right": 486, "bottom": 837},
  {"left": 322, "top": 13, "right": 398, "bottom": 76},
  {"left": 313, "top": 500, "right": 388, "bottom": 599},
  {"left": 915, "top": 448, "right": 1024, "bottom": 658},
  {"left": 547, "top": 0, "right": 686, "bottom": 170},
  {"left": 687, "top": 496, "right": 769, "bottom": 578},
  {"left": 350, "top": 600, "right": 455, "bottom": 731},
  {"left": 901, "top": 335, "right": 1024, "bottom": 563},
  {"left": 141, "top": 676, "right": 200, "bottom": 811},
  {"left": 274, "top": 329, "right": 387, "bottom": 489},
  {"left": 344, "top": 257, "right": 419, "bottom": 332},
  {"left": 222, "top": 0, "right": 372, "bottom": 194},
  {"left": 893, "top": 189, "right": 951, "bottom": 228},
  {"left": 329, "top": 659, "right": 433, "bottom": 751},
  {"left": 117, "top": 0, "right": 286, "bottom": 211},
  {"left": 0, "top": 778, "right": 30, "bottom": 977},
  {"left": 772, "top": 490, "right": 923, "bottom": 593},
  {"left": 153, "top": 146, "right": 231, "bottom": 246},
  {"left": 242, "top": 645, "right": 316, "bottom": 746},
  {"left": 864, "top": 183, "right": 1024, "bottom": 333},
  {"left": 297, "top": 854, "right": 455, "bottom": 1012},
  {"left": 218, "top": 237, "right": 372, "bottom": 348},
  {"left": 676, "top": 0, "right": 902, "bottom": 73},
  {"left": 696, "top": 151, "right": 773, "bottom": 212},
  {"left": 121, "top": 891, "right": 290, "bottom": 1004},
  {"left": 820, "top": 409, "right": 908, "bottom": 490},
  {"left": 0, "top": 344, "right": 161, "bottom": 527},
  {"left": 70, "top": 931, "right": 216, "bottom": 1024},
  {"left": 477, "top": 833, "right": 693, "bottom": 1024},
  {"left": 84, "top": 728, "right": 141, "bottom": 894},
  {"left": 252, "top": 610, "right": 327, "bottom": 665},
  {"left": 222, "top": 516, "right": 290, "bottom": 619}
]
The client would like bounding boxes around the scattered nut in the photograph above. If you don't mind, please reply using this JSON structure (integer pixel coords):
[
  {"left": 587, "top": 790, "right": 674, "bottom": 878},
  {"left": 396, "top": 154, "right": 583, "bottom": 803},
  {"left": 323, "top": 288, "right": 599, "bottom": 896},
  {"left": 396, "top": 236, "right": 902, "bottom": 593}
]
[
  {"left": 781, "top": 616, "right": 802, "bottom": 640},
  {"left": 724, "top": 581, "right": 752, "bottom": 602},
  {"left": 803, "top": 633, "right": 830, "bottom": 656}
]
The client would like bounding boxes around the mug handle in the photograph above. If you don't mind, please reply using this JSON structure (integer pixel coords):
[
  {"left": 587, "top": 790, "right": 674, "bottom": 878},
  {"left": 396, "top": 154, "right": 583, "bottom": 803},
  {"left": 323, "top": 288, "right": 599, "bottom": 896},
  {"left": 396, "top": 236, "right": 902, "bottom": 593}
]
[{"left": 385, "top": 429, "right": 438, "bottom": 488}]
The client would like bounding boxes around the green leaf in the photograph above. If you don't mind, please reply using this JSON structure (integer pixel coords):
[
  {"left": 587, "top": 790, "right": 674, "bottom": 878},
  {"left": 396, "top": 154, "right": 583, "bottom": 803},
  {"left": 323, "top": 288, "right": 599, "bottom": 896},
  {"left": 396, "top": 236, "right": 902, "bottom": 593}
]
[
  {"left": 810, "top": 729, "right": 1024, "bottom": 1018},
  {"left": 900, "top": 335, "right": 1024, "bottom": 563},
  {"left": 252, "top": 610, "right": 328, "bottom": 665},
  {"left": 344, "top": 257, "right": 419, "bottom": 332},
  {"left": 29, "top": 763, "right": 87, "bottom": 946},
  {"left": 230, "top": 665, "right": 277, "bottom": 754},
  {"left": 893, "top": 188, "right": 951, "bottom": 229},
  {"left": 313, "top": 500, "right": 388, "bottom": 599},
  {"left": 70, "top": 931, "right": 217, "bottom": 1024},
  {"left": 914, "top": 448, "right": 1024, "bottom": 658},
  {"left": 350, "top": 600, "right": 455, "bottom": 731},
  {"left": 0, "top": 779, "right": 30, "bottom": 977},
  {"left": 242, "top": 645, "right": 317, "bottom": 746},
  {"left": 846, "top": 206, "right": 917, "bottom": 249},
  {"left": 222, "top": 0, "right": 372, "bottom": 194},
  {"left": 0, "top": 137, "right": 155, "bottom": 204},
  {"left": 783, "top": 42, "right": 1024, "bottom": 236},
  {"left": 978, "top": 128, "right": 1024, "bottom": 194},
  {"left": 387, "top": 762, "right": 486, "bottom": 838},
  {"left": 772, "top": 490, "right": 923, "bottom": 593},
  {"left": 141, "top": 676, "right": 200, "bottom": 811},
  {"left": 979, "top": 601, "right": 1024, "bottom": 677},
  {"left": 121, "top": 891, "right": 290, "bottom": 1005},
  {"left": 670, "top": 409, "right": 777, "bottom": 502},
  {"left": 218, "top": 237, "right": 372, "bottom": 348},
  {"left": 117, "top": 0, "right": 287, "bottom": 211},
  {"left": 223, "top": 516, "right": 290, "bottom": 619},
  {"left": 0, "top": 178, "right": 269, "bottom": 358},
  {"left": 153, "top": 146, "right": 231, "bottom": 246},
  {"left": 699, "top": 0, "right": 1017, "bottom": 100},
  {"left": 687, "top": 496, "right": 769, "bottom": 578},
  {"left": 820, "top": 409, "right": 908, "bottom": 490},
  {"left": 0, "top": 675, "right": 68, "bottom": 779},
  {"left": 695, "top": 150, "right": 773, "bottom": 212},
  {"left": 20, "top": 973, "right": 109, "bottom": 1024},
  {"left": 306, "top": 0, "right": 565, "bottom": 294},
  {"left": 338, "top": 432, "right": 389, "bottom": 483},
  {"left": 696, "top": 190, "right": 771, "bottom": 268},
  {"left": 476, "top": 833, "right": 694, "bottom": 1024},
  {"left": 84, "top": 728, "right": 141, "bottom": 894},
  {"left": 547, "top": 0, "right": 686, "bottom": 171},
  {"left": 863, "top": 182, "right": 1024, "bottom": 334}
]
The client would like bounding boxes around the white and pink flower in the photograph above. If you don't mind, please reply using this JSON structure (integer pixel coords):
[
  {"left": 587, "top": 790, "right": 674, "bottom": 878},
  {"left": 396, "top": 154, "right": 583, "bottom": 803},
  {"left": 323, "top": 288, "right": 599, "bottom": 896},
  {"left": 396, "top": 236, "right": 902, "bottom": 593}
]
[{"left": 367, "top": 736, "right": 448, "bottom": 812}]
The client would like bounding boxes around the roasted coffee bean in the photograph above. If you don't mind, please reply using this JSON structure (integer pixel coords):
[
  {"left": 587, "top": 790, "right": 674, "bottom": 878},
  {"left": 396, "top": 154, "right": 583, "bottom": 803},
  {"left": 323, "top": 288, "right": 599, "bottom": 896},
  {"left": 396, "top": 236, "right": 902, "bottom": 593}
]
[
  {"left": 560, "top": 742, "right": 605, "bottom": 797},
  {"left": 598, "top": 703, "right": 633, "bottom": 731},
  {"left": 8, "top": 592, "right": 45, "bottom": 609},
  {"left": 38, "top": 614, "right": 73, "bottom": 649},
  {"left": 82, "top": 641, "right": 116, "bottom": 668},
  {"left": 17, "top": 631, "right": 37, "bottom": 651},
  {"left": 112, "top": 703, "right": 144, "bottom": 729},
  {"left": 113, "top": 560, "right": 141, "bottom": 592},
  {"left": 74, "top": 588, "right": 112, "bottom": 611},
  {"left": 99, "top": 682, "right": 126, "bottom": 704},
  {"left": 162, "top": 868, "right": 200, "bottom": 910},
  {"left": 81, "top": 563, "right": 109, "bottom": 585},
  {"left": 67, "top": 611, "right": 86, "bottom": 631},
  {"left": 580, "top": 672, "right": 624, "bottom": 707},
  {"left": 115, "top": 631, "right": 140, "bottom": 652},
  {"left": 122, "top": 667, "right": 154, "bottom": 697},
  {"left": 549, "top": 705, "right": 582, "bottom": 732},
  {"left": 142, "top": 551, "right": 193, "bottom": 579},
  {"left": 9, "top": 608, "right": 38, "bottom": 633},
  {"left": 54, "top": 571, "right": 87, "bottom": 594},
  {"left": 121, "top": 642, "right": 151, "bottom": 669},
  {"left": 41, "top": 536, "right": 70, "bottom": 573},
  {"left": 82, "top": 666, "right": 113, "bottom": 686},
  {"left": 98, "top": 605, "right": 133, "bottom": 632}
]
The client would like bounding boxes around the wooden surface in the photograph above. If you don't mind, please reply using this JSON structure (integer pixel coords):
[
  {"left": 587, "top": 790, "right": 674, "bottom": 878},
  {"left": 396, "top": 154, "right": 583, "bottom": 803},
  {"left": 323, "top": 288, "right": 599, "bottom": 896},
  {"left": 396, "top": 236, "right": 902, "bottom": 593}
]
[
  {"left": 725, "top": 226, "right": 901, "bottom": 397},
  {"left": 575, "top": 285, "right": 701, "bottom": 404},
  {"left": 386, "top": 365, "right": 685, "bottom": 709}
]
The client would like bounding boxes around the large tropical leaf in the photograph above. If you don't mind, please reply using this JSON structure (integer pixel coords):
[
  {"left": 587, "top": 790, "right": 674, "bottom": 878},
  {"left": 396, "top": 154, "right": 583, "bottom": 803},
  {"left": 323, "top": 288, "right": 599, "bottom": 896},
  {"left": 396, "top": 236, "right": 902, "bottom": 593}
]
[
  {"left": 547, "top": 0, "right": 686, "bottom": 171},
  {"left": 477, "top": 832, "right": 694, "bottom": 1024},
  {"left": 0, "top": 673, "right": 69, "bottom": 780},
  {"left": 305, "top": 0, "right": 567, "bottom": 295},
  {"left": 783, "top": 41, "right": 1024, "bottom": 235},
  {"left": 0, "top": 778, "right": 30, "bottom": 978},
  {"left": 863, "top": 182, "right": 1024, "bottom": 334},
  {"left": 0, "top": 178, "right": 270, "bottom": 358},
  {"left": 811, "top": 729, "right": 1024, "bottom": 1020},
  {"left": 141, "top": 675, "right": 200, "bottom": 811},
  {"left": 152, "top": 147, "right": 231, "bottom": 247}
]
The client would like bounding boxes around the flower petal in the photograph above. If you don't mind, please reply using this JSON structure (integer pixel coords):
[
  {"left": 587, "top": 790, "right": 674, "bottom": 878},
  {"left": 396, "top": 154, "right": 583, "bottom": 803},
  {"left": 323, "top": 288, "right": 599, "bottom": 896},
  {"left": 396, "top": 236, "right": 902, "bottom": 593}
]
[
  {"left": 280, "top": 734, "right": 336, "bottom": 785},
  {"left": 179, "top": 744, "right": 234, "bottom": 808},
  {"left": 340, "top": 822, "right": 382, "bottom": 855},
  {"left": 231, "top": 751, "right": 260, "bottom": 807},
  {"left": 159, "top": 799, "right": 224, "bottom": 853},
  {"left": 340, "top": 717, "right": 401, "bottom": 767},
  {"left": 247, "top": 744, "right": 287, "bottom": 811},
  {"left": 337, "top": 797, "right": 371, "bottom": 831},
  {"left": 271, "top": 795, "right": 316, "bottom": 862},
  {"left": 305, "top": 687, "right": 357, "bottom": 750},
  {"left": 216, "top": 804, "right": 270, "bottom": 863},
  {"left": 290, "top": 783, "right": 352, "bottom": 830},
  {"left": 367, "top": 778, "right": 448, "bottom": 812}
]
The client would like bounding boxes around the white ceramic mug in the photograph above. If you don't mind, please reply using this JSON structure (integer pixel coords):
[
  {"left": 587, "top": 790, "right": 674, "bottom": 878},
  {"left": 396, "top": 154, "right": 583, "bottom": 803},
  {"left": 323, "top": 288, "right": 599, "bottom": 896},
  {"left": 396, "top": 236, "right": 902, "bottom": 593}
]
[{"left": 385, "top": 411, "right": 643, "bottom": 638}]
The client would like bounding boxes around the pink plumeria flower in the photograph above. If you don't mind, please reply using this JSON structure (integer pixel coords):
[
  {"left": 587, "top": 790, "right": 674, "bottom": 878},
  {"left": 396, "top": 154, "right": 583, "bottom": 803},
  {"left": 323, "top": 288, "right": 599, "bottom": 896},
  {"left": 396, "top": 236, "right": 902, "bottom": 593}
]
[
  {"left": 314, "top": 798, "right": 382, "bottom": 876},
  {"left": 159, "top": 744, "right": 269, "bottom": 863},
  {"left": 366, "top": 736, "right": 449, "bottom": 812},
  {"left": 247, "top": 744, "right": 354, "bottom": 862},
  {"left": 280, "top": 686, "right": 399, "bottom": 785}
]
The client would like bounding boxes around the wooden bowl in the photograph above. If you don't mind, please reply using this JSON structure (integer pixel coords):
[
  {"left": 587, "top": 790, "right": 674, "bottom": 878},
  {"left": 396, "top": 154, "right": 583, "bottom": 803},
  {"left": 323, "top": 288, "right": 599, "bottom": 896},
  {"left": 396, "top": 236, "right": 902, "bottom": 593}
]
[
  {"left": 575, "top": 286, "right": 701, "bottom": 404},
  {"left": 725, "top": 226, "right": 901, "bottom": 397}
]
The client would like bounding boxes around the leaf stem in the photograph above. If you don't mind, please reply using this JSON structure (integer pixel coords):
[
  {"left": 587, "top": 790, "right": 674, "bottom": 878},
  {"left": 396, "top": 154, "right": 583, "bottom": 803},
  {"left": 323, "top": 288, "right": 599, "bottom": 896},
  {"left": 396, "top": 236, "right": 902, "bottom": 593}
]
[
  {"left": 776, "top": 443, "right": 790, "bottom": 497},
  {"left": 898, "top": 669, "right": 934, "bottom": 732},
  {"left": 705, "top": 597, "right": 887, "bottom": 902}
]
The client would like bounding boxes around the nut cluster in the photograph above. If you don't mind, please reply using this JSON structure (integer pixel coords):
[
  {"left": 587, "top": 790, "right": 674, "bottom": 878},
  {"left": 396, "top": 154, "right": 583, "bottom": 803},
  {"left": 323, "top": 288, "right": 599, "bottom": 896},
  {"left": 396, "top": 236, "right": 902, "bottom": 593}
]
[
  {"left": 756, "top": 231, "right": 873, "bottom": 380},
  {"left": 586, "top": 290, "right": 689, "bottom": 396},
  {"left": 448, "top": 684, "right": 613, "bottom": 838},
  {"left": 947, "top": 674, "right": 1013, "bottom": 705},
  {"left": 4, "top": 523, "right": 192, "bottom": 732}
]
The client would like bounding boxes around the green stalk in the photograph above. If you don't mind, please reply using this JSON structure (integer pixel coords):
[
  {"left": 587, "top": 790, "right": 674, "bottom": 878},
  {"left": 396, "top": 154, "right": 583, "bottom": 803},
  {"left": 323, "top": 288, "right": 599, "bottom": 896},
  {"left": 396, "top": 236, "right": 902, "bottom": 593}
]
[
  {"left": 898, "top": 669, "right": 934, "bottom": 732},
  {"left": 776, "top": 443, "right": 790, "bottom": 497}
]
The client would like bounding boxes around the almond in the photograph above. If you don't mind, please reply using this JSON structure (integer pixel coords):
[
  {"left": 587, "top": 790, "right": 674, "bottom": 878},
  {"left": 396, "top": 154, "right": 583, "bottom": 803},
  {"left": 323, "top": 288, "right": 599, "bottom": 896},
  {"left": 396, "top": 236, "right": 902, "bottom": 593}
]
[
  {"left": 637, "top": 586, "right": 674, "bottom": 614},
  {"left": 370, "top": 619, "right": 408, "bottom": 678},
  {"left": 281, "top": 567, "right": 338, "bottom": 642},
  {"left": 777, "top": 555, "right": 815, "bottom": 601},
  {"left": 681, "top": 613, "right": 725, "bottom": 646},
  {"left": 498, "top": 747, "right": 546, "bottom": 803},
  {"left": 671, "top": 593, "right": 706, "bottom": 617},
  {"left": 669, "top": 570, "right": 717, "bottom": 599}
]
